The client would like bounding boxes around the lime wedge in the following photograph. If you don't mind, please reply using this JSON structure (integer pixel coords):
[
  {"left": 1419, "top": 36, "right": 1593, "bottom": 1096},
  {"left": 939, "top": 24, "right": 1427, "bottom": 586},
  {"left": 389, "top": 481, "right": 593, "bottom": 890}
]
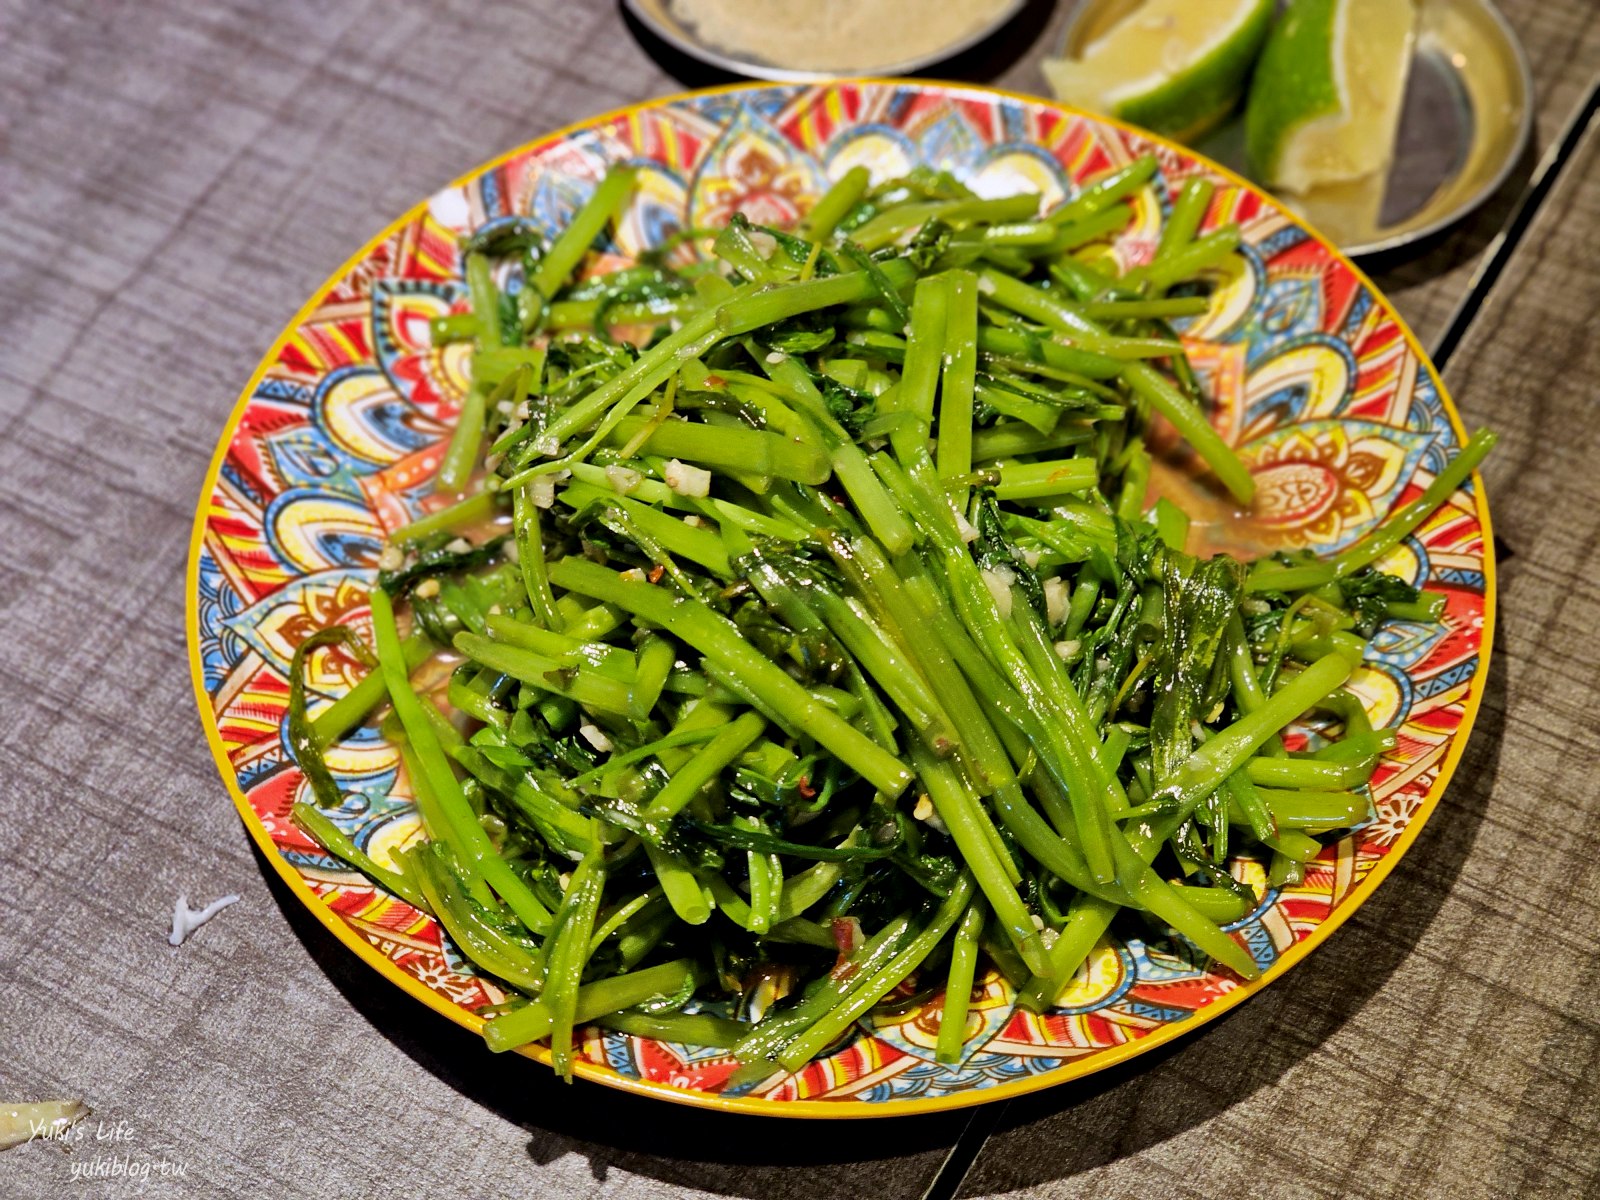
[
  {"left": 1244, "top": 0, "right": 1418, "bottom": 193},
  {"left": 1043, "top": 0, "right": 1276, "bottom": 144}
]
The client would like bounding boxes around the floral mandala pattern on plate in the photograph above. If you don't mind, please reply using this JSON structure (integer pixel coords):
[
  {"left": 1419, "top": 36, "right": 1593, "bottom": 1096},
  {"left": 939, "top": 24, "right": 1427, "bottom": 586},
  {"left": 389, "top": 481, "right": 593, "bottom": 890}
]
[{"left": 187, "top": 81, "right": 1492, "bottom": 1116}]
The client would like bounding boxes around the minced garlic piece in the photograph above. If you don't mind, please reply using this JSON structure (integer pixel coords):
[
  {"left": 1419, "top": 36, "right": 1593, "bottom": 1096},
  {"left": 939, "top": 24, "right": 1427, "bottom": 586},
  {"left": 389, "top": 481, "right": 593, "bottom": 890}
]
[{"left": 664, "top": 458, "right": 712, "bottom": 498}]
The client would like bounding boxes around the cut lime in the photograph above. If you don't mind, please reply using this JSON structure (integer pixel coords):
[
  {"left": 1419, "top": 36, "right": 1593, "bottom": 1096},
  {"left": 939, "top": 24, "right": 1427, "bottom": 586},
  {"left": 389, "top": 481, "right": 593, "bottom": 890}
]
[
  {"left": 1043, "top": 0, "right": 1276, "bottom": 144},
  {"left": 1244, "top": 0, "right": 1418, "bottom": 194}
]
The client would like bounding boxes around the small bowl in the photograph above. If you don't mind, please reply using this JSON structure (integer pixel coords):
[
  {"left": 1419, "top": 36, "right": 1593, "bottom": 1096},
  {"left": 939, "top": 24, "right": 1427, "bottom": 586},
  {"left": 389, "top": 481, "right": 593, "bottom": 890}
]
[
  {"left": 1054, "top": 0, "right": 1534, "bottom": 256},
  {"left": 624, "top": 0, "right": 1028, "bottom": 82}
]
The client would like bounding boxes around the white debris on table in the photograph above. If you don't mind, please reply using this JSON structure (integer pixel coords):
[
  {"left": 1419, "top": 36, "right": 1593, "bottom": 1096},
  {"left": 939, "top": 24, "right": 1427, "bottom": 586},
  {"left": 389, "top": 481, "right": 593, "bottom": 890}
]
[{"left": 167, "top": 893, "right": 240, "bottom": 946}]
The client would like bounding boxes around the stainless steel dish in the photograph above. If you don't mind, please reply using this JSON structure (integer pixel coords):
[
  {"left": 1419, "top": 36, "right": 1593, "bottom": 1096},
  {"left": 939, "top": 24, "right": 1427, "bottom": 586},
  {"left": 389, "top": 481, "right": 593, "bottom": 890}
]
[{"left": 1054, "top": 0, "right": 1535, "bottom": 256}]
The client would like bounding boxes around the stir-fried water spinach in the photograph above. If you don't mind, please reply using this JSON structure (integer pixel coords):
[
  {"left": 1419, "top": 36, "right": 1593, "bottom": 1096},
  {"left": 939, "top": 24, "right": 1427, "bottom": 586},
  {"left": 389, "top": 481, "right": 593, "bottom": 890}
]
[{"left": 288, "top": 160, "right": 1495, "bottom": 1081}]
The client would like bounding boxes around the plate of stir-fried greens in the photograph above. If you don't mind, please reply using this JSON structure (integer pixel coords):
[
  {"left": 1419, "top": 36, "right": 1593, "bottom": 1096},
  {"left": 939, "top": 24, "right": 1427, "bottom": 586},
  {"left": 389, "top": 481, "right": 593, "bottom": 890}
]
[{"left": 188, "top": 81, "right": 1495, "bottom": 1115}]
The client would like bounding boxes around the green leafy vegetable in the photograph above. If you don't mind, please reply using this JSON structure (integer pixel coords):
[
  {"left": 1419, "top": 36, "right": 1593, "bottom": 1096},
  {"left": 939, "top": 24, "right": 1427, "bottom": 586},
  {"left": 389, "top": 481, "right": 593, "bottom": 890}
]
[{"left": 284, "top": 158, "right": 1492, "bottom": 1082}]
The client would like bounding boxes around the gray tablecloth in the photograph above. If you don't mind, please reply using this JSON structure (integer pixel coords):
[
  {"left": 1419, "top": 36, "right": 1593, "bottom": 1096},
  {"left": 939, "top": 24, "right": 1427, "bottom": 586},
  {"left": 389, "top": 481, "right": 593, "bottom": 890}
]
[{"left": 3, "top": 1, "right": 1598, "bottom": 1197}]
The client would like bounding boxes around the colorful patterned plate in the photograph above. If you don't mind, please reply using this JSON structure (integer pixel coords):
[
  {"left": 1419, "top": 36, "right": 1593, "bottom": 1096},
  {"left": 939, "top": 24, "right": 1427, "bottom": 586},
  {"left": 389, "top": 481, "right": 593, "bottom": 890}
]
[{"left": 186, "top": 80, "right": 1494, "bottom": 1117}]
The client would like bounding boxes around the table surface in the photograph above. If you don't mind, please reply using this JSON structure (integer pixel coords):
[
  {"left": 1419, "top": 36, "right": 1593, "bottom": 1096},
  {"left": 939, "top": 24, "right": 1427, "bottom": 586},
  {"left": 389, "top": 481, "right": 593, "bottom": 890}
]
[{"left": 2, "top": 1, "right": 1596, "bottom": 1197}]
